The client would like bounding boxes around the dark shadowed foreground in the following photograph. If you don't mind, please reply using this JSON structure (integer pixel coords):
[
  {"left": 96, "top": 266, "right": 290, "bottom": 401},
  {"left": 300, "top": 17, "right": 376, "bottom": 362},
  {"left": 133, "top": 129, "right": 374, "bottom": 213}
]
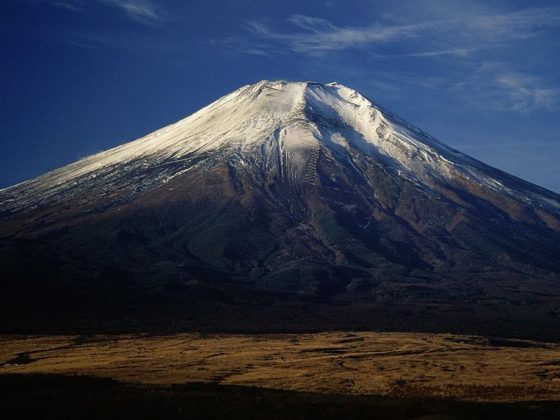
[{"left": 2, "top": 374, "right": 560, "bottom": 420}]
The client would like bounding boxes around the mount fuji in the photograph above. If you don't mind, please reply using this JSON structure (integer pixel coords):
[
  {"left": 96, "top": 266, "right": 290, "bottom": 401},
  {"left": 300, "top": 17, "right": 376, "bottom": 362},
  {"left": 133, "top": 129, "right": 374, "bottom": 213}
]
[{"left": 1, "top": 81, "right": 559, "bottom": 337}]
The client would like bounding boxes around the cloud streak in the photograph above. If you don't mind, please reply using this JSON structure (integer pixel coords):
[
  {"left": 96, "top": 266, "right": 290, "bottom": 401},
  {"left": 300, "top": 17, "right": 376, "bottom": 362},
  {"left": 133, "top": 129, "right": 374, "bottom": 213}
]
[
  {"left": 44, "top": 0, "right": 81, "bottom": 11},
  {"left": 216, "top": 6, "right": 560, "bottom": 113},
  {"left": 244, "top": 17, "right": 441, "bottom": 54},
  {"left": 366, "top": 63, "right": 560, "bottom": 113},
  {"left": 98, "top": 0, "right": 163, "bottom": 24},
  {"left": 452, "top": 64, "right": 560, "bottom": 112},
  {"left": 234, "top": 7, "right": 560, "bottom": 58},
  {"left": 39, "top": 0, "right": 164, "bottom": 24}
]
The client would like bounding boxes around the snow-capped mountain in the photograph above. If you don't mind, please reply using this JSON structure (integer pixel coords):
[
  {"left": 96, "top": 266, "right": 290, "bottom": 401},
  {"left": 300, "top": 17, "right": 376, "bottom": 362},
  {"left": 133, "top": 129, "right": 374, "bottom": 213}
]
[
  {"left": 2, "top": 80, "right": 559, "bottom": 215},
  {"left": 1, "top": 81, "right": 559, "bottom": 336}
]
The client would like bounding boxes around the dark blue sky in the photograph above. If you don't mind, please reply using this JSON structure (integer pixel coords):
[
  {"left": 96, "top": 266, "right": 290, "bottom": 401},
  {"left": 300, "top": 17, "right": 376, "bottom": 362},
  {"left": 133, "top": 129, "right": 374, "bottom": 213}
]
[{"left": 2, "top": 0, "right": 560, "bottom": 191}]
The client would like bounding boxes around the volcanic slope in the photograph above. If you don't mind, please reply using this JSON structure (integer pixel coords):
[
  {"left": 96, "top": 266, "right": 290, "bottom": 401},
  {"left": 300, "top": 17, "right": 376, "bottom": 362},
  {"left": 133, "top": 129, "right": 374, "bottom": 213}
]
[{"left": 1, "top": 81, "right": 559, "bottom": 336}]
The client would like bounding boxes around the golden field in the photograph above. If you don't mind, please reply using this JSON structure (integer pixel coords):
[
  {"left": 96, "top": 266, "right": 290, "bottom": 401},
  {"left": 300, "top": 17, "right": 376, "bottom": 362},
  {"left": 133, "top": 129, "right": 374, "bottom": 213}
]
[{"left": 2, "top": 332, "right": 560, "bottom": 402}]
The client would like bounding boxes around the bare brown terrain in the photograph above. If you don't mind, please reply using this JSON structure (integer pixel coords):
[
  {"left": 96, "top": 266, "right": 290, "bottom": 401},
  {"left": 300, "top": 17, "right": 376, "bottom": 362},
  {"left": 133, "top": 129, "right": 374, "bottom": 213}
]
[{"left": 2, "top": 332, "right": 560, "bottom": 403}]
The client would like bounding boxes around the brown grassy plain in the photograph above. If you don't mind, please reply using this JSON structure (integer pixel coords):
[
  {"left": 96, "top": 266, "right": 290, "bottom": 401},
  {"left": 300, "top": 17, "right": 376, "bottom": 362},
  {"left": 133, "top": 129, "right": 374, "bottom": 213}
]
[{"left": 2, "top": 332, "right": 560, "bottom": 402}]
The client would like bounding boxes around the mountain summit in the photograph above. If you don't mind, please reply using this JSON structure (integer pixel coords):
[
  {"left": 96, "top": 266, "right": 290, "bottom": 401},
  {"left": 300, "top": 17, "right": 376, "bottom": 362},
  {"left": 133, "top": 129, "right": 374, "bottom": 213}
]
[
  {"left": 2, "top": 80, "right": 560, "bottom": 215},
  {"left": 1, "top": 80, "right": 559, "bottom": 337}
]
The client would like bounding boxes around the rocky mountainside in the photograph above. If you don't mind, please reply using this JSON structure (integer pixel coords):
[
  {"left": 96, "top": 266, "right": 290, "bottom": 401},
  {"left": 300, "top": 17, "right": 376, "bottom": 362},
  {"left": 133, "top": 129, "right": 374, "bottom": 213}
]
[{"left": 1, "top": 81, "right": 559, "bottom": 337}]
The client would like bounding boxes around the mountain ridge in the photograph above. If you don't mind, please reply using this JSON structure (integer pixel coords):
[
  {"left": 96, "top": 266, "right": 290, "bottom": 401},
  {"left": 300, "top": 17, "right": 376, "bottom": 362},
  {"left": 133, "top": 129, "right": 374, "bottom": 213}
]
[
  {"left": 1, "top": 80, "right": 559, "bottom": 337},
  {"left": 2, "top": 80, "right": 559, "bottom": 216}
]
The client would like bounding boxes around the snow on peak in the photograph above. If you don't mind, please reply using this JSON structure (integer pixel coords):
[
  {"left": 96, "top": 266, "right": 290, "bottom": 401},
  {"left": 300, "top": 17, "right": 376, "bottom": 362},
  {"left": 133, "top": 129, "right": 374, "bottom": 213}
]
[{"left": 1, "top": 80, "right": 559, "bottom": 213}]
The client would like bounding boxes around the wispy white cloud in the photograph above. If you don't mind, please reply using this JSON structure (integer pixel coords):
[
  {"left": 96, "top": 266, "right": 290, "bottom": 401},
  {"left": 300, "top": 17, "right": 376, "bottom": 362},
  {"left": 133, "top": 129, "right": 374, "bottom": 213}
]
[
  {"left": 366, "top": 62, "right": 560, "bottom": 113},
  {"left": 369, "top": 73, "right": 448, "bottom": 94},
  {"left": 373, "top": 48, "right": 471, "bottom": 59},
  {"left": 496, "top": 73, "right": 560, "bottom": 111},
  {"left": 45, "top": 0, "right": 81, "bottom": 12},
  {"left": 96, "top": 0, "right": 163, "bottom": 24},
  {"left": 67, "top": 31, "right": 179, "bottom": 53},
  {"left": 232, "top": 7, "right": 560, "bottom": 58},
  {"left": 466, "top": 7, "right": 560, "bottom": 41},
  {"left": 287, "top": 15, "right": 337, "bottom": 33},
  {"left": 218, "top": 6, "right": 560, "bottom": 113},
  {"left": 452, "top": 64, "right": 560, "bottom": 112},
  {"left": 22, "top": 0, "right": 82, "bottom": 11},
  {"left": 38, "top": 0, "right": 164, "bottom": 24},
  {"left": 205, "top": 36, "right": 276, "bottom": 57},
  {"left": 244, "top": 16, "right": 441, "bottom": 55}
]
